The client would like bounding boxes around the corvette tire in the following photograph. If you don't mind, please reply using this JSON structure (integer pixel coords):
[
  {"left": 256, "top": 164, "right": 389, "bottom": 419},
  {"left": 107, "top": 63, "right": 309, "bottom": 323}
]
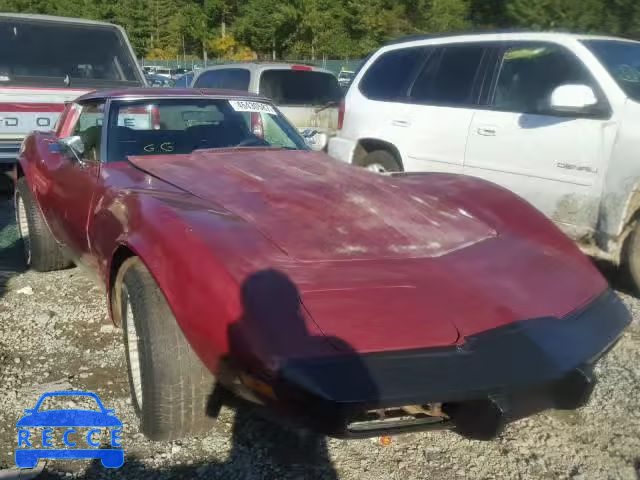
[
  {"left": 118, "top": 257, "right": 216, "bottom": 440},
  {"left": 15, "top": 177, "right": 70, "bottom": 272},
  {"left": 360, "top": 150, "right": 401, "bottom": 174}
]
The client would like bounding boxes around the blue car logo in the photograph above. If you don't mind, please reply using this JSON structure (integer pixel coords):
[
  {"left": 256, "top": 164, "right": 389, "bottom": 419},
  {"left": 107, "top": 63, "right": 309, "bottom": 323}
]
[{"left": 15, "top": 391, "right": 123, "bottom": 469}]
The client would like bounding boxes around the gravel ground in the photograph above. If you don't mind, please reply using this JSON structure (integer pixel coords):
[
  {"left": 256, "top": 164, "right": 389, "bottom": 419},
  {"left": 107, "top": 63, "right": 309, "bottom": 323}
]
[{"left": 0, "top": 197, "right": 639, "bottom": 480}]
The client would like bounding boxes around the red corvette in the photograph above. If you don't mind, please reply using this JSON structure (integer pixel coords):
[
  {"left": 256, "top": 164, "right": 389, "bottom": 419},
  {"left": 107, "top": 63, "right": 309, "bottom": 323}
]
[{"left": 15, "top": 88, "right": 630, "bottom": 441}]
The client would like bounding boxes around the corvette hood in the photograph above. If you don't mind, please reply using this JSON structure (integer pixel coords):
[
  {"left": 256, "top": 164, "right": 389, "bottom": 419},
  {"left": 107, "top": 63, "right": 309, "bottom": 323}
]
[{"left": 129, "top": 150, "right": 496, "bottom": 262}]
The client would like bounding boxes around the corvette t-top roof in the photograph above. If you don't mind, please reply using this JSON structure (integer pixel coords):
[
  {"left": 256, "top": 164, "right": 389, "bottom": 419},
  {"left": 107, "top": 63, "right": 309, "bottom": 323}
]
[{"left": 76, "top": 88, "right": 266, "bottom": 103}]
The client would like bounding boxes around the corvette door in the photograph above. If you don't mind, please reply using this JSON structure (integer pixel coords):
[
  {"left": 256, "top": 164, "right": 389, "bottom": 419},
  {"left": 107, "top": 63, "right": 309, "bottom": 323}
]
[{"left": 42, "top": 101, "right": 104, "bottom": 266}]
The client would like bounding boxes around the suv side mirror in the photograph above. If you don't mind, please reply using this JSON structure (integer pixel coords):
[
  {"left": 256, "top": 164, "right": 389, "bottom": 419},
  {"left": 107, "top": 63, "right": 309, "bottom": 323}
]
[
  {"left": 550, "top": 84, "right": 598, "bottom": 114},
  {"left": 58, "top": 135, "right": 86, "bottom": 163}
]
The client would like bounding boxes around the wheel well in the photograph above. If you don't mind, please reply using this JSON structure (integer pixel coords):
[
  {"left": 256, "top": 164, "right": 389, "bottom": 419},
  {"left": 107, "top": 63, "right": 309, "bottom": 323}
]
[
  {"left": 110, "top": 245, "right": 136, "bottom": 291},
  {"left": 353, "top": 139, "right": 403, "bottom": 170},
  {"left": 108, "top": 245, "right": 137, "bottom": 326}
]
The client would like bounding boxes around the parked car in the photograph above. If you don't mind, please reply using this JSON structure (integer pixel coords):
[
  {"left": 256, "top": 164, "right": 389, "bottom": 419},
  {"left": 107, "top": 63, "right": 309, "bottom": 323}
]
[
  {"left": 15, "top": 88, "right": 629, "bottom": 441},
  {"left": 153, "top": 67, "right": 176, "bottom": 79},
  {"left": 337, "top": 69, "right": 355, "bottom": 89},
  {"left": 192, "top": 63, "right": 342, "bottom": 151},
  {"left": 329, "top": 32, "right": 640, "bottom": 290},
  {"left": 173, "top": 67, "right": 189, "bottom": 78},
  {"left": 145, "top": 73, "right": 174, "bottom": 87},
  {"left": 0, "top": 13, "right": 145, "bottom": 174},
  {"left": 173, "top": 70, "right": 194, "bottom": 87},
  {"left": 142, "top": 65, "right": 161, "bottom": 74}
]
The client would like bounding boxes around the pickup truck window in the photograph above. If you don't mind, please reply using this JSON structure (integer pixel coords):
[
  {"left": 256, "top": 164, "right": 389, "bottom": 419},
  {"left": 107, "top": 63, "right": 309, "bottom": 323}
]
[
  {"left": 583, "top": 40, "right": 640, "bottom": 102},
  {"left": 0, "top": 18, "right": 141, "bottom": 88}
]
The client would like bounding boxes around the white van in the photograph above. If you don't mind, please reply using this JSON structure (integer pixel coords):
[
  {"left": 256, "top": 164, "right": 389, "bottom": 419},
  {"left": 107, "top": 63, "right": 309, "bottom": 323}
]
[{"left": 329, "top": 32, "right": 640, "bottom": 289}]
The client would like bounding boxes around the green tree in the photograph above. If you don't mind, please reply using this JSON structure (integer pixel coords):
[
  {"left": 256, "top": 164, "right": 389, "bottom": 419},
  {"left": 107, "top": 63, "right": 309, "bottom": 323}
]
[
  {"left": 407, "top": 0, "right": 471, "bottom": 32},
  {"left": 505, "top": 0, "right": 617, "bottom": 32},
  {"left": 234, "top": 0, "right": 297, "bottom": 59}
]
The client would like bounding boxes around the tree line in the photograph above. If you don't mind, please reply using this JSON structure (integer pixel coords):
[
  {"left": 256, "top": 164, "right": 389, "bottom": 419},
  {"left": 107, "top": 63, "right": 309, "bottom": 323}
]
[{"left": 2, "top": 0, "right": 640, "bottom": 60}]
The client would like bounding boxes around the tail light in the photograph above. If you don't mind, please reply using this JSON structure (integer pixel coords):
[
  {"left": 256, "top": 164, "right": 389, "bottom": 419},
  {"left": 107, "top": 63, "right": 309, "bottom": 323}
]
[
  {"left": 338, "top": 99, "right": 345, "bottom": 130},
  {"left": 251, "top": 112, "right": 264, "bottom": 139}
]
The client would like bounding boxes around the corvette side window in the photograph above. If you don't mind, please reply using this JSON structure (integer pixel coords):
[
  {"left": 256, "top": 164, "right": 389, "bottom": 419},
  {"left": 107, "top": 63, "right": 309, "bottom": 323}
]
[{"left": 73, "top": 101, "right": 105, "bottom": 162}]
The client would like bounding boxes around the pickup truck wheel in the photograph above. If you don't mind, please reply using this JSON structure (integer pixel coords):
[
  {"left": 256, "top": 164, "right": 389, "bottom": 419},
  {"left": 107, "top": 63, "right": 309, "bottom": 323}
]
[
  {"left": 118, "top": 257, "right": 216, "bottom": 440},
  {"left": 15, "top": 177, "right": 70, "bottom": 272},
  {"left": 360, "top": 150, "right": 401, "bottom": 173}
]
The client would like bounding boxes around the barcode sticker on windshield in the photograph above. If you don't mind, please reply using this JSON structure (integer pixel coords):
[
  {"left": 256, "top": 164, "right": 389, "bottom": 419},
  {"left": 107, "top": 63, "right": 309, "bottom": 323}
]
[{"left": 229, "top": 100, "right": 277, "bottom": 115}]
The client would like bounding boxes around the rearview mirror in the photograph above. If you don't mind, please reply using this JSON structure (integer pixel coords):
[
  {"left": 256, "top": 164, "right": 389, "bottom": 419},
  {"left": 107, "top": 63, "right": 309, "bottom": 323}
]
[
  {"left": 58, "top": 135, "right": 86, "bottom": 163},
  {"left": 550, "top": 84, "right": 598, "bottom": 114}
]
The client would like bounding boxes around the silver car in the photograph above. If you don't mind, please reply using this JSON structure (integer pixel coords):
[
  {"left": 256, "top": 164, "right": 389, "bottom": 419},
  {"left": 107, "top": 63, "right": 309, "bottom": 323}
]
[{"left": 192, "top": 63, "right": 342, "bottom": 151}]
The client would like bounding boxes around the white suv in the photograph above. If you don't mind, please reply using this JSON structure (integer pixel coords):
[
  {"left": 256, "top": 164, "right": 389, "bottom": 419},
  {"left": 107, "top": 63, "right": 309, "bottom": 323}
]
[{"left": 329, "top": 32, "right": 640, "bottom": 289}]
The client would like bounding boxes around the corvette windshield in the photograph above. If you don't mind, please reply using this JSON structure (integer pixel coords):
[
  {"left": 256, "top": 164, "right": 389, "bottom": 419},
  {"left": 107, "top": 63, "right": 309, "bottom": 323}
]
[
  {"left": 107, "top": 98, "right": 307, "bottom": 162},
  {"left": 583, "top": 39, "right": 640, "bottom": 101}
]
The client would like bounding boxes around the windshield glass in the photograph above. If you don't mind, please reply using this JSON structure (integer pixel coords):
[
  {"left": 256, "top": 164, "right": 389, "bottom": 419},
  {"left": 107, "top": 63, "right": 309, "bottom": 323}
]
[
  {"left": 0, "top": 18, "right": 142, "bottom": 88},
  {"left": 583, "top": 39, "right": 640, "bottom": 101},
  {"left": 107, "top": 98, "right": 307, "bottom": 162},
  {"left": 259, "top": 70, "right": 342, "bottom": 106}
]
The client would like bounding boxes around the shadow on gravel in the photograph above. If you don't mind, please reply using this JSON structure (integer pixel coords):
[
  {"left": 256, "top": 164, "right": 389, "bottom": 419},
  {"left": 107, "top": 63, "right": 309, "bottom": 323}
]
[
  {"left": 39, "top": 407, "right": 341, "bottom": 480},
  {"left": 593, "top": 259, "right": 637, "bottom": 297},
  {"left": 38, "top": 269, "right": 373, "bottom": 479},
  {"left": 0, "top": 193, "right": 25, "bottom": 300}
]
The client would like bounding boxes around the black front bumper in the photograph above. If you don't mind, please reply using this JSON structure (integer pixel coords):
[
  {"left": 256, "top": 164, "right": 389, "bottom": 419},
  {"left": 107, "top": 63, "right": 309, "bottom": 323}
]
[{"left": 268, "top": 289, "right": 630, "bottom": 439}]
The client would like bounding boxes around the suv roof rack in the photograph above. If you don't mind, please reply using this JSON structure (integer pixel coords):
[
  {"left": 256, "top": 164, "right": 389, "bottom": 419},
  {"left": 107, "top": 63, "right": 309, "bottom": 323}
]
[{"left": 384, "top": 29, "right": 577, "bottom": 46}]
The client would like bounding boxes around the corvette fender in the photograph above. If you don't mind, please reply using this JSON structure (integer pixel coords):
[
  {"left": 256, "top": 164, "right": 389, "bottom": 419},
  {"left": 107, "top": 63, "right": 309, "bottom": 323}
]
[{"left": 92, "top": 190, "right": 249, "bottom": 373}]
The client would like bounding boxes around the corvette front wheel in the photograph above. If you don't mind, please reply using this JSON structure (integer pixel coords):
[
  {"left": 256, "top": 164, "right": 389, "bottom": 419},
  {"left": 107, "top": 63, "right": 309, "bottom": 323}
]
[
  {"left": 117, "top": 257, "right": 216, "bottom": 440},
  {"left": 15, "top": 177, "right": 70, "bottom": 272}
]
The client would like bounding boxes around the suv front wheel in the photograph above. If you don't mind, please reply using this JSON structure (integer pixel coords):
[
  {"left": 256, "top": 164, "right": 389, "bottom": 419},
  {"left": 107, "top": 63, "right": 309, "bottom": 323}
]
[{"left": 360, "top": 150, "right": 401, "bottom": 173}]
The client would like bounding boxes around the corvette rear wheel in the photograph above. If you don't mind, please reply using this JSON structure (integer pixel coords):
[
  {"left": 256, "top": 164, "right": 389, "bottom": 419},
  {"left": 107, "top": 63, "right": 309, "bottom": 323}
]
[
  {"left": 117, "top": 257, "right": 216, "bottom": 440},
  {"left": 15, "top": 177, "right": 70, "bottom": 272}
]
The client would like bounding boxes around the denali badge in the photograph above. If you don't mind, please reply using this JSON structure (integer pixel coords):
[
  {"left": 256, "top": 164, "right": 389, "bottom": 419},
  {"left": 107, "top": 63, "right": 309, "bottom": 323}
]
[{"left": 556, "top": 162, "right": 598, "bottom": 174}]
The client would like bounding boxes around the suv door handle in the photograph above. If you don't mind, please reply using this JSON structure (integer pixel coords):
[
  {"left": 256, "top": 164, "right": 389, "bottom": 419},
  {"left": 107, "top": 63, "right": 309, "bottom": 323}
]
[
  {"left": 392, "top": 119, "right": 410, "bottom": 127},
  {"left": 477, "top": 127, "right": 497, "bottom": 136}
]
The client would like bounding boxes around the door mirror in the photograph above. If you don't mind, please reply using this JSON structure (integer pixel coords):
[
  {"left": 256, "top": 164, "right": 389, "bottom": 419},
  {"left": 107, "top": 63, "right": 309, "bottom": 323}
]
[
  {"left": 58, "top": 135, "right": 86, "bottom": 163},
  {"left": 550, "top": 84, "right": 598, "bottom": 114}
]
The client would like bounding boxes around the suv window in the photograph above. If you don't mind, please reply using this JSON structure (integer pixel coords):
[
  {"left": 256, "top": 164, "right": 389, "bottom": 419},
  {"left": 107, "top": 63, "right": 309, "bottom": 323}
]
[
  {"left": 492, "top": 43, "right": 597, "bottom": 114},
  {"left": 194, "top": 69, "right": 251, "bottom": 90},
  {"left": 258, "top": 70, "right": 341, "bottom": 106},
  {"left": 409, "top": 45, "right": 485, "bottom": 106},
  {"left": 359, "top": 47, "right": 427, "bottom": 101},
  {"left": 73, "top": 101, "right": 105, "bottom": 162}
]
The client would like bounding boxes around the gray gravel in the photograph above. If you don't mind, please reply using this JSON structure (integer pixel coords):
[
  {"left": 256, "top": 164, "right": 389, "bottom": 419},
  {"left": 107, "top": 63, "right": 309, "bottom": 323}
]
[{"left": 0, "top": 198, "right": 639, "bottom": 480}]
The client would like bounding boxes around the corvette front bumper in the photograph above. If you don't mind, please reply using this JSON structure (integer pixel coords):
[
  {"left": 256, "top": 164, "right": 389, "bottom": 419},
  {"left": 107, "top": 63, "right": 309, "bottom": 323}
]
[{"left": 265, "top": 289, "right": 630, "bottom": 440}]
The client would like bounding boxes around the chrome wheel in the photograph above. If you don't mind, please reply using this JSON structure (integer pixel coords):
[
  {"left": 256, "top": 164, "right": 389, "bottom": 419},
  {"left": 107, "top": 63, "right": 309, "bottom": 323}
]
[
  {"left": 365, "top": 163, "right": 388, "bottom": 174},
  {"left": 124, "top": 292, "right": 143, "bottom": 410},
  {"left": 16, "top": 193, "right": 31, "bottom": 265}
]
